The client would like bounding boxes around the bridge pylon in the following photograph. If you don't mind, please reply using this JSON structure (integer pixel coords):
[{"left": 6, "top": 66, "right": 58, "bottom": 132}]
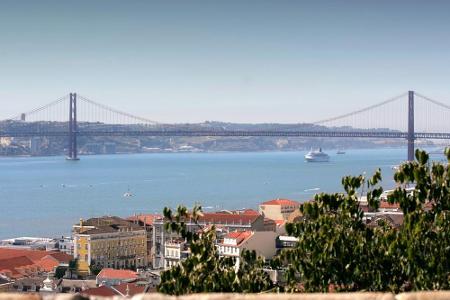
[
  {"left": 67, "top": 92, "right": 79, "bottom": 161},
  {"left": 407, "top": 90, "right": 415, "bottom": 161}
]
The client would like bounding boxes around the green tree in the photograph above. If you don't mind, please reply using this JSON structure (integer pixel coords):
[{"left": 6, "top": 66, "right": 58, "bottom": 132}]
[
  {"left": 54, "top": 265, "right": 67, "bottom": 279},
  {"left": 89, "top": 260, "right": 102, "bottom": 276},
  {"left": 279, "top": 149, "right": 450, "bottom": 292},
  {"left": 68, "top": 258, "right": 79, "bottom": 279},
  {"left": 157, "top": 205, "right": 274, "bottom": 295}
]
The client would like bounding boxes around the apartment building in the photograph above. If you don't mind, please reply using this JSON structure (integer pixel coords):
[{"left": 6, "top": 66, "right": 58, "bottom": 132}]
[
  {"left": 259, "top": 198, "right": 300, "bottom": 221},
  {"left": 127, "top": 214, "right": 161, "bottom": 268},
  {"left": 152, "top": 210, "right": 266, "bottom": 268},
  {"left": 218, "top": 230, "right": 278, "bottom": 267},
  {"left": 72, "top": 216, "right": 147, "bottom": 276}
]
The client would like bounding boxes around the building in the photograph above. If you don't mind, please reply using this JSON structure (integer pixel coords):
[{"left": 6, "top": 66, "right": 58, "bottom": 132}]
[
  {"left": 1, "top": 237, "right": 55, "bottom": 250},
  {"left": 0, "top": 249, "right": 72, "bottom": 280},
  {"left": 0, "top": 275, "right": 12, "bottom": 292},
  {"left": 275, "top": 235, "right": 299, "bottom": 252},
  {"left": 218, "top": 231, "right": 278, "bottom": 267},
  {"left": 163, "top": 240, "right": 189, "bottom": 269},
  {"left": 127, "top": 214, "right": 161, "bottom": 267},
  {"left": 56, "top": 237, "right": 74, "bottom": 256},
  {"left": 258, "top": 198, "right": 300, "bottom": 221},
  {"left": 96, "top": 268, "right": 138, "bottom": 286},
  {"left": 152, "top": 210, "right": 266, "bottom": 268},
  {"left": 72, "top": 216, "right": 147, "bottom": 276},
  {"left": 81, "top": 281, "right": 155, "bottom": 297},
  {"left": 55, "top": 279, "right": 97, "bottom": 293}
]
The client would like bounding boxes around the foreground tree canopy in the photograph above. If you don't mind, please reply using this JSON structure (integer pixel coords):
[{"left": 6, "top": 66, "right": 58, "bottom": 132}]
[
  {"left": 157, "top": 206, "right": 274, "bottom": 295},
  {"left": 158, "top": 149, "right": 450, "bottom": 294}
]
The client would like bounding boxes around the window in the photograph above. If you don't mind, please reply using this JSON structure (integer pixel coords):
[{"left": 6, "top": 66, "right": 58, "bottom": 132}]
[
  {"left": 84, "top": 254, "right": 88, "bottom": 261},
  {"left": 85, "top": 244, "right": 88, "bottom": 250}
]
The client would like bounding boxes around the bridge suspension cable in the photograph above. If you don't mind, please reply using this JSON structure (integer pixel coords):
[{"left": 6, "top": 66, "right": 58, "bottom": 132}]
[
  {"left": 4, "top": 94, "right": 70, "bottom": 121},
  {"left": 311, "top": 92, "right": 408, "bottom": 126},
  {"left": 77, "top": 94, "right": 160, "bottom": 125},
  {"left": 414, "top": 92, "right": 450, "bottom": 110}
]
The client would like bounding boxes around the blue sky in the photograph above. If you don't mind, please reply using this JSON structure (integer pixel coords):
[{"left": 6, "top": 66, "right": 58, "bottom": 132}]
[{"left": 1, "top": 1, "right": 450, "bottom": 123}]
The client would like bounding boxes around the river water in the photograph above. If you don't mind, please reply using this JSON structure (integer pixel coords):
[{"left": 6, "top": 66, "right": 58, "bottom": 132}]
[{"left": 0, "top": 148, "right": 440, "bottom": 239}]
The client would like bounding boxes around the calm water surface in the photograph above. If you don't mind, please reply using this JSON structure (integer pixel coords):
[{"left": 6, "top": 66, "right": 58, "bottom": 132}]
[{"left": 0, "top": 148, "right": 440, "bottom": 239}]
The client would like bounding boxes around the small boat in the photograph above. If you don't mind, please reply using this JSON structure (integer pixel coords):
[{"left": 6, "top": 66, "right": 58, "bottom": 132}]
[
  {"left": 336, "top": 150, "right": 346, "bottom": 155},
  {"left": 304, "top": 187, "right": 320, "bottom": 192},
  {"left": 305, "top": 148, "right": 330, "bottom": 162},
  {"left": 65, "top": 156, "right": 80, "bottom": 161},
  {"left": 123, "top": 187, "right": 133, "bottom": 197}
]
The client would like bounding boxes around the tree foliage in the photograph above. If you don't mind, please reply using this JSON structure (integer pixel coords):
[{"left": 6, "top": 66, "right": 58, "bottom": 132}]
[
  {"left": 157, "top": 149, "right": 450, "bottom": 294},
  {"left": 89, "top": 260, "right": 102, "bottom": 276},
  {"left": 280, "top": 149, "right": 450, "bottom": 292},
  {"left": 157, "top": 205, "right": 274, "bottom": 295}
]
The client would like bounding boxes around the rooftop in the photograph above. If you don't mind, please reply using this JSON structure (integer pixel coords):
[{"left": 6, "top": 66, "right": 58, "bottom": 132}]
[
  {"left": 74, "top": 216, "right": 144, "bottom": 235},
  {"left": 0, "top": 248, "right": 72, "bottom": 278},
  {"left": 199, "top": 213, "right": 261, "bottom": 225},
  {"left": 261, "top": 198, "right": 300, "bottom": 206},
  {"left": 222, "top": 231, "right": 253, "bottom": 246},
  {"left": 97, "top": 268, "right": 138, "bottom": 280},
  {"left": 127, "top": 214, "right": 162, "bottom": 226}
]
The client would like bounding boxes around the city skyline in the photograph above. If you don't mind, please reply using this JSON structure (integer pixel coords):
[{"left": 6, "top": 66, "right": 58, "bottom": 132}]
[{"left": 2, "top": 1, "right": 450, "bottom": 123}]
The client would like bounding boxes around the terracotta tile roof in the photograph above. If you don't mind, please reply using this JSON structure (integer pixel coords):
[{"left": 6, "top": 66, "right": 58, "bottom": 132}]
[
  {"left": 0, "top": 249, "right": 51, "bottom": 262},
  {"left": 114, "top": 282, "right": 148, "bottom": 296},
  {"left": 45, "top": 252, "right": 72, "bottom": 263},
  {"left": 274, "top": 220, "right": 286, "bottom": 226},
  {"left": 97, "top": 268, "right": 138, "bottom": 280},
  {"left": 222, "top": 231, "right": 253, "bottom": 246},
  {"left": 261, "top": 198, "right": 300, "bottom": 206},
  {"left": 127, "top": 214, "right": 162, "bottom": 226},
  {"left": 0, "top": 256, "right": 36, "bottom": 278},
  {"left": 35, "top": 257, "right": 60, "bottom": 273},
  {"left": 0, "top": 249, "right": 70, "bottom": 278},
  {"left": 82, "top": 282, "right": 152, "bottom": 297},
  {"left": 82, "top": 285, "right": 116, "bottom": 297},
  {"left": 236, "top": 209, "right": 260, "bottom": 215},
  {"left": 198, "top": 213, "right": 260, "bottom": 224}
]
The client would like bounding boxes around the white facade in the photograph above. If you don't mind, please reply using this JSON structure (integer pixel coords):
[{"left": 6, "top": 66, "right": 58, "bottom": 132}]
[
  {"left": 163, "top": 241, "right": 188, "bottom": 269},
  {"left": 218, "top": 231, "right": 278, "bottom": 268},
  {"left": 57, "top": 237, "right": 74, "bottom": 256}
]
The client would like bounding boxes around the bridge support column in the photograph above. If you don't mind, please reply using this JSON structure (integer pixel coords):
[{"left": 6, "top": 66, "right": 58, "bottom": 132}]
[
  {"left": 67, "top": 93, "right": 79, "bottom": 160},
  {"left": 407, "top": 90, "right": 415, "bottom": 161}
]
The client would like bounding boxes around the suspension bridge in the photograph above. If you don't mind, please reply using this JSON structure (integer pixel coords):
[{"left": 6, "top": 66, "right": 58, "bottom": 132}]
[{"left": 0, "top": 91, "right": 449, "bottom": 161}]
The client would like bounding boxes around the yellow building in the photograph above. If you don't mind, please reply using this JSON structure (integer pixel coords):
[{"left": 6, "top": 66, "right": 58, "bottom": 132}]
[
  {"left": 72, "top": 216, "right": 147, "bottom": 276},
  {"left": 258, "top": 198, "right": 300, "bottom": 221}
]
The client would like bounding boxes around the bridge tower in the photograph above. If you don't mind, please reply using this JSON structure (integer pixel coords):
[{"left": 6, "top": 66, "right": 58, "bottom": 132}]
[
  {"left": 407, "top": 90, "right": 415, "bottom": 161},
  {"left": 67, "top": 92, "right": 79, "bottom": 160}
]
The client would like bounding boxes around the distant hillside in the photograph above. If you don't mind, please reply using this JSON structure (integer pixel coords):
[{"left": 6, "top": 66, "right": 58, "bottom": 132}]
[{"left": 0, "top": 120, "right": 430, "bottom": 156}]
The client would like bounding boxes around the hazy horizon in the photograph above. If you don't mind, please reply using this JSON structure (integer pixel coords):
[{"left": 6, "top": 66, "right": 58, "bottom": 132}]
[{"left": 2, "top": 1, "right": 450, "bottom": 124}]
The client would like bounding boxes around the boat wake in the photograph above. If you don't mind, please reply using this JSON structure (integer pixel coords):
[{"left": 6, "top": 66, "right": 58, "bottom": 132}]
[{"left": 304, "top": 187, "right": 320, "bottom": 192}]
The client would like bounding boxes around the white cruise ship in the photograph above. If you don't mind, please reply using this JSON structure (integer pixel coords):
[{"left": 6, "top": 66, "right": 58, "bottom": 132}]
[{"left": 305, "top": 148, "right": 330, "bottom": 162}]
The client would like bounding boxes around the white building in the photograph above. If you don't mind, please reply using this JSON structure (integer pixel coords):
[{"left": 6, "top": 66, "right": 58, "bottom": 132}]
[
  {"left": 218, "top": 231, "right": 278, "bottom": 268},
  {"left": 56, "top": 237, "right": 74, "bottom": 256},
  {"left": 164, "top": 240, "right": 189, "bottom": 269}
]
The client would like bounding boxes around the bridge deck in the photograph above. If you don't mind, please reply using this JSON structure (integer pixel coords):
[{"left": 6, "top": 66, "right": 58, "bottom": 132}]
[{"left": 1, "top": 130, "right": 450, "bottom": 139}]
